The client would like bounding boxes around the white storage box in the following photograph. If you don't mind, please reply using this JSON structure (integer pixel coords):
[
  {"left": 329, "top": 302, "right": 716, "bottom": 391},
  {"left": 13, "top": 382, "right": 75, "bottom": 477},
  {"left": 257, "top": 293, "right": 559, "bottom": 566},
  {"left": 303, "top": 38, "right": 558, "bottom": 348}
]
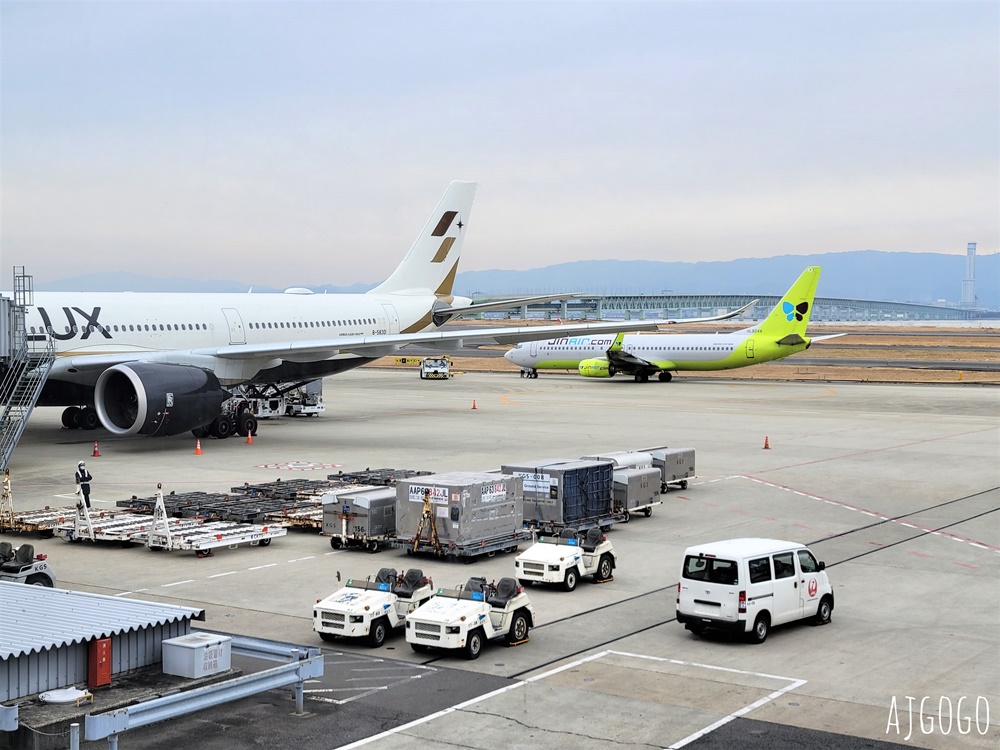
[{"left": 162, "top": 633, "right": 232, "bottom": 678}]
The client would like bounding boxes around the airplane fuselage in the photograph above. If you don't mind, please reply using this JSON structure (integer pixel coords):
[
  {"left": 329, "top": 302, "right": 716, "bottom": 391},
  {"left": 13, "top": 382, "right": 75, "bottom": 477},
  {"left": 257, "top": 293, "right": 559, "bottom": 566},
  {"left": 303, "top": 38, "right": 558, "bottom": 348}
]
[
  {"left": 506, "top": 329, "right": 810, "bottom": 374},
  {"left": 26, "top": 289, "right": 442, "bottom": 394}
]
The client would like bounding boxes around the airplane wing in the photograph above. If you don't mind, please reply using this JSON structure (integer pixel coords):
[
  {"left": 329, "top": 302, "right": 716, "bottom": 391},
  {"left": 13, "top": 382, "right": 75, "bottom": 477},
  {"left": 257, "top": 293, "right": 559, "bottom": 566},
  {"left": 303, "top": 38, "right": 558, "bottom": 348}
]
[
  {"left": 433, "top": 293, "right": 580, "bottom": 322},
  {"left": 608, "top": 349, "right": 654, "bottom": 369},
  {"left": 57, "top": 304, "right": 756, "bottom": 371}
]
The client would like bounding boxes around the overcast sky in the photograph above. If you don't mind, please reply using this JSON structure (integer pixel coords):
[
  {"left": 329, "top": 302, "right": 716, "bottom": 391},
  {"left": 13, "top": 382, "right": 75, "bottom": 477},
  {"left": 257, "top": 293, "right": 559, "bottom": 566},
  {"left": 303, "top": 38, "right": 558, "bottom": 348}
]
[{"left": 2, "top": 1, "right": 997, "bottom": 289}]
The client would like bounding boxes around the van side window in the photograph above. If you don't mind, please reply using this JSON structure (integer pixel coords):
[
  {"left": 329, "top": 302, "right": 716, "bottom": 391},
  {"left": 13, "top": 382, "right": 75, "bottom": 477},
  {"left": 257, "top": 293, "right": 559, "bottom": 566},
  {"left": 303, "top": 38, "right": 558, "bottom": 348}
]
[
  {"left": 748, "top": 557, "right": 772, "bottom": 583},
  {"left": 797, "top": 550, "right": 819, "bottom": 573},
  {"left": 773, "top": 552, "right": 796, "bottom": 579},
  {"left": 683, "top": 556, "right": 738, "bottom": 585}
]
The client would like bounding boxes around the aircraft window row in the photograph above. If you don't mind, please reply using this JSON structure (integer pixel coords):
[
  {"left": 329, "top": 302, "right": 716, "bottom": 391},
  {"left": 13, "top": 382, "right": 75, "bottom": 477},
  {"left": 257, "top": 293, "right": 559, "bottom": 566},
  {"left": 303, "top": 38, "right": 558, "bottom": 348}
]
[
  {"left": 631, "top": 346, "right": 732, "bottom": 351},
  {"left": 29, "top": 323, "right": 208, "bottom": 334},
  {"left": 247, "top": 317, "right": 376, "bottom": 330},
  {"left": 29, "top": 317, "right": 381, "bottom": 336}
]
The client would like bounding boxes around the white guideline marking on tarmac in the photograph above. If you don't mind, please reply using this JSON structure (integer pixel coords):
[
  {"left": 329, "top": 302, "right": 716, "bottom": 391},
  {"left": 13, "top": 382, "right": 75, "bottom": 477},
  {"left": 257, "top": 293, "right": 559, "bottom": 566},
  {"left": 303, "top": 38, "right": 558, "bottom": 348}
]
[
  {"left": 208, "top": 571, "right": 238, "bottom": 579},
  {"left": 161, "top": 579, "right": 194, "bottom": 587},
  {"left": 288, "top": 556, "right": 315, "bottom": 563},
  {"left": 249, "top": 563, "right": 277, "bottom": 570},
  {"left": 114, "top": 591, "right": 133, "bottom": 597},
  {"left": 333, "top": 650, "right": 805, "bottom": 750},
  {"left": 736, "top": 475, "right": 1000, "bottom": 555}
]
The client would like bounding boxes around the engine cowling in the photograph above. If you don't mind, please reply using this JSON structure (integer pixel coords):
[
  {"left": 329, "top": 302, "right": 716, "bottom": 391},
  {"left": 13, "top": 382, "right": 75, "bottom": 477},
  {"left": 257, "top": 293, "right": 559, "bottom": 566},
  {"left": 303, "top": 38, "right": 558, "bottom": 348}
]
[
  {"left": 94, "top": 363, "right": 227, "bottom": 437},
  {"left": 578, "top": 358, "right": 615, "bottom": 378}
]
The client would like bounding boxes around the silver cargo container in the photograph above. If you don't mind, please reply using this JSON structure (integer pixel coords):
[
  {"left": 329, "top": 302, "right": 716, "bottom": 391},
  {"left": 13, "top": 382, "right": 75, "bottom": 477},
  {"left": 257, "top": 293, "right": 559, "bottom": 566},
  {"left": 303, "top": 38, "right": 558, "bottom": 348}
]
[
  {"left": 613, "top": 467, "right": 662, "bottom": 518},
  {"left": 394, "top": 472, "right": 524, "bottom": 551},
  {"left": 322, "top": 486, "right": 396, "bottom": 551},
  {"left": 640, "top": 447, "right": 696, "bottom": 490},
  {"left": 500, "top": 459, "right": 617, "bottom": 530}
]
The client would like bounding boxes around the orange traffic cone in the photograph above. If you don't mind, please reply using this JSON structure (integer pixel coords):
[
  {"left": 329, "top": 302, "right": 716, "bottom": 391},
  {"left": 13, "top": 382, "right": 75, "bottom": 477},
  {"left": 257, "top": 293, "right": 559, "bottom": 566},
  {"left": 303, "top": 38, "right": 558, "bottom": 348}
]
[
  {"left": 246, "top": 432, "right": 253, "bottom": 445},
  {"left": 92, "top": 441, "right": 101, "bottom": 457},
  {"left": 194, "top": 439, "right": 203, "bottom": 455},
  {"left": 471, "top": 399, "right": 477, "bottom": 410},
  {"left": 763, "top": 436, "right": 770, "bottom": 450}
]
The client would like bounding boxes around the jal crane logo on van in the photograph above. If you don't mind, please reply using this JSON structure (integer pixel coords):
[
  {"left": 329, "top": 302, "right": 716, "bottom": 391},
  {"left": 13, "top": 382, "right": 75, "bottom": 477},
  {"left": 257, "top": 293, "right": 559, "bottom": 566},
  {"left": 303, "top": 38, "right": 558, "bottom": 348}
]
[
  {"left": 782, "top": 301, "right": 809, "bottom": 322},
  {"left": 808, "top": 578, "right": 818, "bottom": 597}
]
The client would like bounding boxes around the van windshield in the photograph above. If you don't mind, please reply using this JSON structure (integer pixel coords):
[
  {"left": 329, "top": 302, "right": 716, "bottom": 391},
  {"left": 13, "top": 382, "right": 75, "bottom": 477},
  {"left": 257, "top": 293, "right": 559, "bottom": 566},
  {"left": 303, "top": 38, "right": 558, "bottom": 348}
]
[{"left": 683, "top": 555, "right": 738, "bottom": 586}]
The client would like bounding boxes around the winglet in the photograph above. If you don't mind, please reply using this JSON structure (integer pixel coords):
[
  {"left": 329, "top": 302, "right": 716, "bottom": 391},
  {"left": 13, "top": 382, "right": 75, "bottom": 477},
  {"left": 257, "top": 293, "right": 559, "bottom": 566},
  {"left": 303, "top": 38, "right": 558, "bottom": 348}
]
[{"left": 608, "top": 332, "right": 626, "bottom": 353}]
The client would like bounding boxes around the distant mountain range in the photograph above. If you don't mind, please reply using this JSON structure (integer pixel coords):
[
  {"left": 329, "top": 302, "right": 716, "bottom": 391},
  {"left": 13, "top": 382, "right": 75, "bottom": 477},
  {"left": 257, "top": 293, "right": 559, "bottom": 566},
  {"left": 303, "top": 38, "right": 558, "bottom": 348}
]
[{"left": 34, "top": 251, "right": 998, "bottom": 309}]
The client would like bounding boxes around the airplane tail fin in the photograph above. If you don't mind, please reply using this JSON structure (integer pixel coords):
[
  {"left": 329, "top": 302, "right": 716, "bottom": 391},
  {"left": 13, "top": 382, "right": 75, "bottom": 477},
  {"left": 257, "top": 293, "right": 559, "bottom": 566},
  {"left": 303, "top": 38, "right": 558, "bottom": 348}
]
[
  {"left": 368, "top": 181, "right": 477, "bottom": 297},
  {"left": 754, "top": 266, "right": 822, "bottom": 339}
]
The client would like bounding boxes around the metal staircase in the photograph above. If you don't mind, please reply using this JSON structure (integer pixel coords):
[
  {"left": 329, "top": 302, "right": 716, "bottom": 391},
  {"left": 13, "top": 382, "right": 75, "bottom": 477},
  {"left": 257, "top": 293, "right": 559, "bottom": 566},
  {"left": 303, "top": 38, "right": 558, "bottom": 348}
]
[{"left": 1, "top": 268, "right": 55, "bottom": 471}]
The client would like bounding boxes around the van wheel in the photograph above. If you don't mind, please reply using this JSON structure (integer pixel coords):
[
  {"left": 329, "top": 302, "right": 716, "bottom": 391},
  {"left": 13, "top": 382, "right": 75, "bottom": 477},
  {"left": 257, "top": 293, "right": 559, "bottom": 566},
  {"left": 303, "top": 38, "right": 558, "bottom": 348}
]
[
  {"left": 748, "top": 613, "right": 769, "bottom": 644},
  {"left": 596, "top": 554, "right": 614, "bottom": 582},
  {"left": 330, "top": 537, "right": 343, "bottom": 549},
  {"left": 563, "top": 568, "right": 579, "bottom": 592},
  {"left": 814, "top": 596, "right": 833, "bottom": 625}
]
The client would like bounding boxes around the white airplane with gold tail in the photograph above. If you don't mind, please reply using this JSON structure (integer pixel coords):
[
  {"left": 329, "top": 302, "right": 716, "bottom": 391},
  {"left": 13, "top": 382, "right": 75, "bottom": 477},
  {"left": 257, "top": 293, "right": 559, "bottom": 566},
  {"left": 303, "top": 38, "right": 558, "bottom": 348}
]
[
  {"left": 16, "top": 181, "right": 746, "bottom": 438},
  {"left": 505, "top": 266, "right": 843, "bottom": 381}
]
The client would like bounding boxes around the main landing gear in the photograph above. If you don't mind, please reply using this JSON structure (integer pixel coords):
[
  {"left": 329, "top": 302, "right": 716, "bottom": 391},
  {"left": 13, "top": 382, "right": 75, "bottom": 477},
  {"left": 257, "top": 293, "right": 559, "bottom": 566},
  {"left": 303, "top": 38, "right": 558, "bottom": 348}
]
[{"left": 61, "top": 406, "right": 100, "bottom": 430}]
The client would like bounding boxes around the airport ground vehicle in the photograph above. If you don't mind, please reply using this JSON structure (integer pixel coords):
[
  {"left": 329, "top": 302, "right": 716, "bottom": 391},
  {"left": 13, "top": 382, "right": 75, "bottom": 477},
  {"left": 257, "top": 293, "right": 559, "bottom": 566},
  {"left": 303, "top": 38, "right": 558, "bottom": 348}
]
[
  {"left": 676, "top": 538, "right": 833, "bottom": 643},
  {"left": 313, "top": 568, "right": 434, "bottom": 647},
  {"left": 404, "top": 576, "right": 535, "bottom": 659},
  {"left": 513, "top": 527, "right": 616, "bottom": 591},
  {"left": 191, "top": 381, "right": 325, "bottom": 439},
  {"left": 0, "top": 542, "right": 56, "bottom": 586},
  {"left": 419, "top": 357, "right": 451, "bottom": 379}
]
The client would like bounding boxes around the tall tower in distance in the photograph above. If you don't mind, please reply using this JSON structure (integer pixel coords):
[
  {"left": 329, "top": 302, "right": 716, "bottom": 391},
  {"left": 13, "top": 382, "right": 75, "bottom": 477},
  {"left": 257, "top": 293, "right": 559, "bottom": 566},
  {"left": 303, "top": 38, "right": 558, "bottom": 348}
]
[{"left": 960, "top": 242, "right": 977, "bottom": 308}]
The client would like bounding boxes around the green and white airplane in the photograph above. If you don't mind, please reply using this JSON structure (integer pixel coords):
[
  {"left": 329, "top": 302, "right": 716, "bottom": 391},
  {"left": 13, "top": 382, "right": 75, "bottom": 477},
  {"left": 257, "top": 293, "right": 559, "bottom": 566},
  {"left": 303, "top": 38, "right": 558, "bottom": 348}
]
[{"left": 504, "top": 266, "right": 840, "bottom": 382}]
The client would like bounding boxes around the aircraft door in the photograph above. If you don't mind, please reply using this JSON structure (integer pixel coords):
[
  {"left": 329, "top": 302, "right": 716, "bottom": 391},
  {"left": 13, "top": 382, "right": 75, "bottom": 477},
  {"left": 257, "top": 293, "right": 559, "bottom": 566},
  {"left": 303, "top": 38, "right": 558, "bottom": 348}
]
[
  {"left": 381, "top": 304, "right": 400, "bottom": 335},
  {"left": 221, "top": 308, "right": 246, "bottom": 345},
  {"left": 529, "top": 341, "right": 538, "bottom": 358},
  {"left": 745, "top": 338, "right": 755, "bottom": 360}
]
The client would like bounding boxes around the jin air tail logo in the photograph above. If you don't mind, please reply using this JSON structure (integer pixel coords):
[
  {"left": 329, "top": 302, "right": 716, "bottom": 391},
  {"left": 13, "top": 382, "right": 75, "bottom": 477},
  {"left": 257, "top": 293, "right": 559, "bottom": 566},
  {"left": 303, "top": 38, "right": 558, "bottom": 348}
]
[{"left": 783, "top": 301, "right": 809, "bottom": 322}]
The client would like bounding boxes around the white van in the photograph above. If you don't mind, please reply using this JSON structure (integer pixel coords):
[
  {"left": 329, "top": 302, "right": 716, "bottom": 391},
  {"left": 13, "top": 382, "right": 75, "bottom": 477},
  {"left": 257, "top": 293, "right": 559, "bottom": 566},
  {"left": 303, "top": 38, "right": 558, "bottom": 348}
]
[{"left": 676, "top": 538, "right": 833, "bottom": 643}]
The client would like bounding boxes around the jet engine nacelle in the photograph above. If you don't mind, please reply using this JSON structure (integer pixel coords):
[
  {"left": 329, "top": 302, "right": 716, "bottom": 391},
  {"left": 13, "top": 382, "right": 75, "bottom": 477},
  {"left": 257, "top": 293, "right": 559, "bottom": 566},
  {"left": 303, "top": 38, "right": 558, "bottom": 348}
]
[
  {"left": 94, "top": 363, "right": 227, "bottom": 437},
  {"left": 578, "top": 358, "right": 615, "bottom": 378}
]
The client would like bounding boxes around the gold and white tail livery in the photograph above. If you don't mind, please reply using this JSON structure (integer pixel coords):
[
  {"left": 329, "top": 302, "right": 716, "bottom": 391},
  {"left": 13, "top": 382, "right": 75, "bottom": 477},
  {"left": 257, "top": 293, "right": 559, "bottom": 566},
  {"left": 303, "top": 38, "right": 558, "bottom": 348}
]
[{"left": 368, "top": 181, "right": 477, "bottom": 298}]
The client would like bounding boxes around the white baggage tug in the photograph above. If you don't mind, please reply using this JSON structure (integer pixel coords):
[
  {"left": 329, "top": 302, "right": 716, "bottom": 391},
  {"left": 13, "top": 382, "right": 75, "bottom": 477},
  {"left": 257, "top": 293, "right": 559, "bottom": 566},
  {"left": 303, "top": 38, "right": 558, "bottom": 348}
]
[
  {"left": 513, "top": 527, "right": 616, "bottom": 591},
  {"left": 404, "top": 576, "right": 535, "bottom": 659},
  {"left": 314, "top": 568, "right": 434, "bottom": 647}
]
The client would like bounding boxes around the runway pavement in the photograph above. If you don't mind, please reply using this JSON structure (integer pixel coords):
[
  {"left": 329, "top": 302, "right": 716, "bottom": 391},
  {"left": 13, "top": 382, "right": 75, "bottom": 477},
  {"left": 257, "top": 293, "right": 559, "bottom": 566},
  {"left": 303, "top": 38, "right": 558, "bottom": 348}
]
[{"left": 4, "top": 370, "right": 998, "bottom": 749}]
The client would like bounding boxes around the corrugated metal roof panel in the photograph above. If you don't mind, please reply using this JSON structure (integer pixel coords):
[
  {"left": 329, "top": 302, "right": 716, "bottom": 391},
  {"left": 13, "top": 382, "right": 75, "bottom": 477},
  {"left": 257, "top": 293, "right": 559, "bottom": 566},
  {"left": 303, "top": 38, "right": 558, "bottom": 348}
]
[{"left": 0, "top": 582, "right": 205, "bottom": 659}]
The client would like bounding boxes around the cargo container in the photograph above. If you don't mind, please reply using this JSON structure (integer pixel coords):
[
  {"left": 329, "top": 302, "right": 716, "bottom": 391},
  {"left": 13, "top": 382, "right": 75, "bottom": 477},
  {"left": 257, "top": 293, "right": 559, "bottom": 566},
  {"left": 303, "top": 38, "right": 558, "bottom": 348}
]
[
  {"left": 322, "top": 487, "right": 397, "bottom": 552},
  {"left": 391, "top": 472, "right": 528, "bottom": 560},
  {"left": 613, "top": 467, "right": 662, "bottom": 519},
  {"left": 636, "top": 447, "right": 696, "bottom": 491},
  {"left": 500, "top": 459, "right": 622, "bottom": 533}
]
